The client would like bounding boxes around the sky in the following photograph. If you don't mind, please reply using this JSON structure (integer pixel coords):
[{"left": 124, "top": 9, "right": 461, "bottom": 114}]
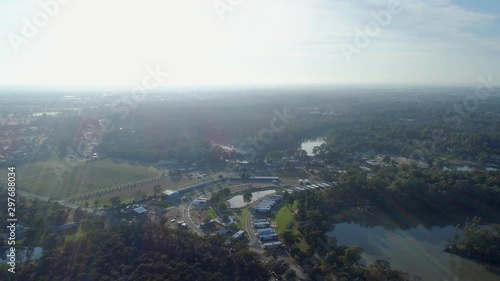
[{"left": 0, "top": 0, "right": 499, "bottom": 89}]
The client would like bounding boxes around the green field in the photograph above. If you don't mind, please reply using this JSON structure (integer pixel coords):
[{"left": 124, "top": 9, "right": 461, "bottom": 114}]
[
  {"left": 207, "top": 208, "right": 218, "bottom": 219},
  {"left": 231, "top": 208, "right": 250, "bottom": 230},
  {"left": 0, "top": 159, "right": 160, "bottom": 200},
  {"left": 274, "top": 201, "right": 309, "bottom": 251},
  {"left": 274, "top": 201, "right": 298, "bottom": 235}
]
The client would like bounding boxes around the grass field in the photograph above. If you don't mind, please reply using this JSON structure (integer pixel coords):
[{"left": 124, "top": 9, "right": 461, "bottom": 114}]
[
  {"left": 231, "top": 208, "right": 250, "bottom": 230},
  {"left": 0, "top": 159, "right": 160, "bottom": 200},
  {"left": 274, "top": 201, "right": 309, "bottom": 251},
  {"left": 207, "top": 208, "right": 217, "bottom": 219},
  {"left": 274, "top": 201, "right": 298, "bottom": 235}
]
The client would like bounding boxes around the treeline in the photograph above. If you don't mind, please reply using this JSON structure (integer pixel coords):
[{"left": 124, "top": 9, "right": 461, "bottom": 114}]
[
  {"left": 5, "top": 221, "right": 271, "bottom": 281},
  {"left": 14, "top": 91, "right": 500, "bottom": 165},
  {"left": 315, "top": 127, "right": 500, "bottom": 166},
  {"left": 94, "top": 92, "right": 500, "bottom": 164},
  {"left": 316, "top": 166, "right": 500, "bottom": 227},
  {"left": 447, "top": 217, "right": 500, "bottom": 266}
]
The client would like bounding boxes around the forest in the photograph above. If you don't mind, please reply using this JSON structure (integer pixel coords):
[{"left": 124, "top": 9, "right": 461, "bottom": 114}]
[
  {"left": 447, "top": 217, "right": 500, "bottom": 266},
  {"left": 1, "top": 220, "right": 272, "bottom": 281}
]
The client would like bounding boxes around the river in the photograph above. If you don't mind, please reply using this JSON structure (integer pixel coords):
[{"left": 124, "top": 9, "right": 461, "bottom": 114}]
[{"left": 329, "top": 223, "right": 499, "bottom": 281}]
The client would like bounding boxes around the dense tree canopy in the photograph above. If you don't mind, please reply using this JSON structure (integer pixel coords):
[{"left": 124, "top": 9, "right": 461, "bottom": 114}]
[{"left": 5, "top": 222, "right": 270, "bottom": 281}]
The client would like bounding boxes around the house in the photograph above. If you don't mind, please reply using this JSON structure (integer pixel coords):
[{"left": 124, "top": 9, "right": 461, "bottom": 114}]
[
  {"left": 253, "top": 221, "right": 270, "bottom": 228},
  {"left": 256, "top": 206, "right": 272, "bottom": 213},
  {"left": 262, "top": 241, "right": 282, "bottom": 249},
  {"left": 259, "top": 233, "right": 278, "bottom": 241},
  {"left": 256, "top": 228, "right": 274, "bottom": 237},
  {"left": 218, "top": 228, "right": 230, "bottom": 235},
  {"left": 193, "top": 198, "right": 209, "bottom": 209},
  {"left": 232, "top": 230, "right": 245, "bottom": 240},
  {"left": 134, "top": 206, "right": 147, "bottom": 214},
  {"left": 121, "top": 205, "right": 137, "bottom": 214},
  {"left": 226, "top": 216, "right": 237, "bottom": 226}
]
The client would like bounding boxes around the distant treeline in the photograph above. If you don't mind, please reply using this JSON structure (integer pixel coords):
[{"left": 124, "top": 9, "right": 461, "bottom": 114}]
[{"left": 7, "top": 91, "right": 500, "bottom": 165}]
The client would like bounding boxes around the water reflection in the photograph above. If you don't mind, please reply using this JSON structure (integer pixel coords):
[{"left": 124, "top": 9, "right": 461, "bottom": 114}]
[
  {"left": 329, "top": 223, "right": 499, "bottom": 281},
  {"left": 227, "top": 190, "right": 276, "bottom": 208},
  {"left": 0, "top": 247, "right": 43, "bottom": 263},
  {"left": 300, "top": 138, "right": 324, "bottom": 156}
]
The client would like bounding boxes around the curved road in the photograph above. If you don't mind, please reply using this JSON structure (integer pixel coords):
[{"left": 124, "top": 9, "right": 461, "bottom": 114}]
[{"left": 182, "top": 202, "right": 204, "bottom": 235}]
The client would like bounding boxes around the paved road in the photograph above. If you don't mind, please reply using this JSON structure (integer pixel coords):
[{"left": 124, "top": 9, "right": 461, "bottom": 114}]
[
  {"left": 182, "top": 203, "right": 204, "bottom": 235},
  {"left": 246, "top": 209, "right": 262, "bottom": 250}
]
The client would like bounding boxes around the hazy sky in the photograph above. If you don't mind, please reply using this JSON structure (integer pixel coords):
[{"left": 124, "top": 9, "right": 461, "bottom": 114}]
[{"left": 0, "top": 0, "right": 499, "bottom": 88}]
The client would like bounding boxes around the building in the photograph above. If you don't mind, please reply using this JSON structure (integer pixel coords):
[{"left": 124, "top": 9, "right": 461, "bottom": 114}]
[
  {"left": 259, "top": 233, "right": 278, "bottom": 241},
  {"left": 121, "top": 204, "right": 147, "bottom": 214},
  {"left": 232, "top": 230, "right": 245, "bottom": 240},
  {"left": 253, "top": 221, "right": 270, "bottom": 228},
  {"left": 163, "top": 190, "right": 180, "bottom": 198},
  {"left": 218, "top": 228, "right": 230, "bottom": 235},
  {"left": 262, "top": 241, "right": 282, "bottom": 249},
  {"left": 134, "top": 206, "right": 147, "bottom": 214},
  {"left": 250, "top": 176, "right": 280, "bottom": 181},
  {"left": 255, "top": 195, "right": 281, "bottom": 213},
  {"left": 193, "top": 198, "right": 209, "bottom": 209},
  {"left": 256, "top": 228, "right": 275, "bottom": 237}
]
